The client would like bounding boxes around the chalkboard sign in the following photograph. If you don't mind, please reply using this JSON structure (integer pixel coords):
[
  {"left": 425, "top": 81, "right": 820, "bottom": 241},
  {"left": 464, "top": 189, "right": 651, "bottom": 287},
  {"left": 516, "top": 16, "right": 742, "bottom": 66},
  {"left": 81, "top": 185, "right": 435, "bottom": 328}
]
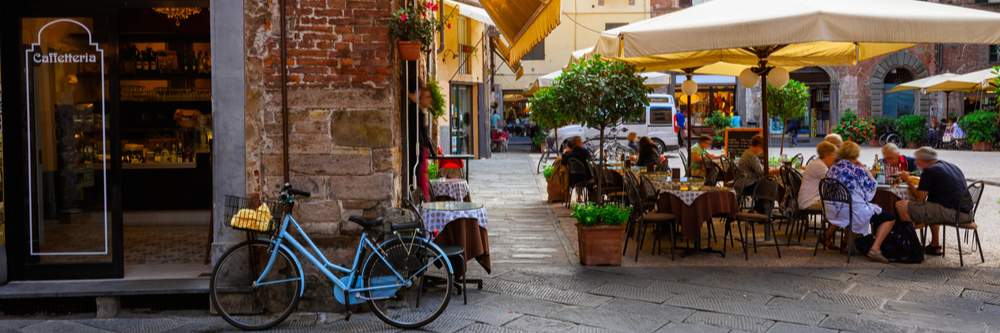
[{"left": 724, "top": 128, "right": 763, "bottom": 159}]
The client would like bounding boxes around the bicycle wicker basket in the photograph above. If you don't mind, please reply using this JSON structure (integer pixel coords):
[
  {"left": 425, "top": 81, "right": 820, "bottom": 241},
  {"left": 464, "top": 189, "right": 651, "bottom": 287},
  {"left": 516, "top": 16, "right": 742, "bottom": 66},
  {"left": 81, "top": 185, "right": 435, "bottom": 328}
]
[{"left": 224, "top": 195, "right": 289, "bottom": 233}]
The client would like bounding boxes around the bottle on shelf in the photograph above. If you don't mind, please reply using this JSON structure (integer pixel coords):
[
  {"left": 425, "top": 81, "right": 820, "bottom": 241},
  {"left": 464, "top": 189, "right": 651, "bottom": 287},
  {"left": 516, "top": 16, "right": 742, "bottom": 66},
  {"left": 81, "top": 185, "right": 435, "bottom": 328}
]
[{"left": 147, "top": 48, "right": 158, "bottom": 74}]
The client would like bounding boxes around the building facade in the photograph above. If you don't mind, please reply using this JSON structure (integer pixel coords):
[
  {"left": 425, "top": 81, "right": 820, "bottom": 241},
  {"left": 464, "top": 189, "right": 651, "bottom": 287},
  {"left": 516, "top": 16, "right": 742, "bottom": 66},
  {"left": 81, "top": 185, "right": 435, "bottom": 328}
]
[{"left": 0, "top": 0, "right": 410, "bottom": 307}]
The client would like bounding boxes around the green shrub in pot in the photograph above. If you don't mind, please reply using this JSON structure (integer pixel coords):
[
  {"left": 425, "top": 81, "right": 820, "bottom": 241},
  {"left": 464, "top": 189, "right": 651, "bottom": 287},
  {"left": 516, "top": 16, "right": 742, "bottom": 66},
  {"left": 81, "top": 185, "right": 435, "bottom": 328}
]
[
  {"left": 895, "top": 114, "right": 926, "bottom": 146},
  {"left": 959, "top": 111, "right": 999, "bottom": 145},
  {"left": 571, "top": 203, "right": 631, "bottom": 226}
]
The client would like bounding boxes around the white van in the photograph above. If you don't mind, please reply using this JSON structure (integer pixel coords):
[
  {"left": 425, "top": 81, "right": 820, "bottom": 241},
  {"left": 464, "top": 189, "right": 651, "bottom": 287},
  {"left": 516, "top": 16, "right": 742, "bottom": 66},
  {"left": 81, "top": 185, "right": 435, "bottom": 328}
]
[{"left": 554, "top": 94, "right": 679, "bottom": 152}]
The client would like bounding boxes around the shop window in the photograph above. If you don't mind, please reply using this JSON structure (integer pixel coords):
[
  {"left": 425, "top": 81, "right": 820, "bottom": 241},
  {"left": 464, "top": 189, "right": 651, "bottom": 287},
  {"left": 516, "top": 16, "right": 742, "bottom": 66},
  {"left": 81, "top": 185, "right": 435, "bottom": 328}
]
[
  {"left": 990, "top": 45, "right": 1000, "bottom": 64},
  {"left": 450, "top": 84, "right": 474, "bottom": 154},
  {"left": 605, "top": 22, "right": 627, "bottom": 30},
  {"left": 522, "top": 40, "right": 545, "bottom": 61}
]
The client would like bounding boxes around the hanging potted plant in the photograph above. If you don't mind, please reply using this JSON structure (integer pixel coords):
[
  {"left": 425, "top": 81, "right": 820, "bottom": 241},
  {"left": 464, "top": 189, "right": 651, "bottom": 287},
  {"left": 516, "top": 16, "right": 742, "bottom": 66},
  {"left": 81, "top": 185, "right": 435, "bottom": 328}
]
[
  {"left": 572, "top": 203, "right": 630, "bottom": 266},
  {"left": 388, "top": 1, "right": 438, "bottom": 61}
]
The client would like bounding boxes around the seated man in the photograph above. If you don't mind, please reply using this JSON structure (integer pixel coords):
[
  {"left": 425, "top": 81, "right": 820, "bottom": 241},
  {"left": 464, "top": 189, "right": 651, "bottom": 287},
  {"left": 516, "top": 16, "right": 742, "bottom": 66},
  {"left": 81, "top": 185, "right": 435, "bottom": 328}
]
[
  {"left": 690, "top": 135, "right": 718, "bottom": 177},
  {"left": 798, "top": 141, "right": 837, "bottom": 211},
  {"left": 879, "top": 143, "right": 917, "bottom": 176},
  {"left": 895, "top": 147, "right": 973, "bottom": 256}
]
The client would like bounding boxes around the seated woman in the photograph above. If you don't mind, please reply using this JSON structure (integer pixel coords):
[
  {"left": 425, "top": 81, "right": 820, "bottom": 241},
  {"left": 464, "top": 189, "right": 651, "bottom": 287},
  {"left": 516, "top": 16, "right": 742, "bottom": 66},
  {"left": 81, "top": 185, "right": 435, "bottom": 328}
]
[
  {"left": 798, "top": 141, "right": 837, "bottom": 211},
  {"left": 690, "top": 135, "right": 718, "bottom": 177},
  {"left": 824, "top": 141, "right": 897, "bottom": 263},
  {"left": 636, "top": 136, "right": 665, "bottom": 170}
]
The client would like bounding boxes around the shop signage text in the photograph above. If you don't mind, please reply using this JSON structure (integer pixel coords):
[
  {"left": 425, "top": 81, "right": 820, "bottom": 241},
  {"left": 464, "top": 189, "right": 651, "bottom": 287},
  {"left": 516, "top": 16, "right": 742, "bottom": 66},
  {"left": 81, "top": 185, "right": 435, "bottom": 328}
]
[{"left": 31, "top": 52, "right": 98, "bottom": 64}]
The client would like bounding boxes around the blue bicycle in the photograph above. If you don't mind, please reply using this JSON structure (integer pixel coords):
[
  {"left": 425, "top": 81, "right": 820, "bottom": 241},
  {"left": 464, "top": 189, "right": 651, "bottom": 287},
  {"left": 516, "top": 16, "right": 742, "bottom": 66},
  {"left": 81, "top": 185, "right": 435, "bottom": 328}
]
[{"left": 210, "top": 184, "right": 454, "bottom": 330}]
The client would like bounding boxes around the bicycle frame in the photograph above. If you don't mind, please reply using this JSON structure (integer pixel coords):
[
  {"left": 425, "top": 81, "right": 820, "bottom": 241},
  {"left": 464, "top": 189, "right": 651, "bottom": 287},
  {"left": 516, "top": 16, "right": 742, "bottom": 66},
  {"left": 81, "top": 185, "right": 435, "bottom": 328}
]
[{"left": 253, "top": 213, "right": 453, "bottom": 303}]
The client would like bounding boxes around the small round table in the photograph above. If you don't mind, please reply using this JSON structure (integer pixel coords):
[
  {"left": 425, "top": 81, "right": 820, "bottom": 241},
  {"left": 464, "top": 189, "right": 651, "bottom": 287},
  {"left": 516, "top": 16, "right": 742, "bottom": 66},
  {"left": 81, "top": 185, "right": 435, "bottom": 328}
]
[
  {"left": 420, "top": 201, "right": 491, "bottom": 274},
  {"left": 430, "top": 178, "right": 471, "bottom": 201}
]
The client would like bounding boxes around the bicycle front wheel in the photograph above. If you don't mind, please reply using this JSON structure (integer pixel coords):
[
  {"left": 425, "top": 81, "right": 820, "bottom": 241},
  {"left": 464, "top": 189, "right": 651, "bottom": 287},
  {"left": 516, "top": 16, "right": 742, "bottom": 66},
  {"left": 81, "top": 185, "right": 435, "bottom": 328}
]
[
  {"left": 364, "top": 238, "right": 453, "bottom": 329},
  {"left": 210, "top": 240, "right": 302, "bottom": 331}
]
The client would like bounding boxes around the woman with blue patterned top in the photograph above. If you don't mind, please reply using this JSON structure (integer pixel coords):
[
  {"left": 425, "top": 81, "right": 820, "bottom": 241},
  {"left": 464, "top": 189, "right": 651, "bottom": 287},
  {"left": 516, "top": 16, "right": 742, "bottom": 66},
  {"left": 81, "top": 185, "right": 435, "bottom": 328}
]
[{"left": 824, "top": 141, "right": 897, "bottom": 263}]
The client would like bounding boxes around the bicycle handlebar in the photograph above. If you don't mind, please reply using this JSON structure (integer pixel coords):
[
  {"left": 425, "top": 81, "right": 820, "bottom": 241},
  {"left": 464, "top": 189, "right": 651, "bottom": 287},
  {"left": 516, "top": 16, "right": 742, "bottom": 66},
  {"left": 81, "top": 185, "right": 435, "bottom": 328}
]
[{"left": 281, "top": 183, "right": 311, "bottom": 198}]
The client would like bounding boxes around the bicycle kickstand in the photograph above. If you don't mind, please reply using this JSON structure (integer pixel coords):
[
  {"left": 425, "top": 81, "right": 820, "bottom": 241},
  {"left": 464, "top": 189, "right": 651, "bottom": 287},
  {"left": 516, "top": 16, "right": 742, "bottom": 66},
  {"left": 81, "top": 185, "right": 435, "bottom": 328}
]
[{"left": 344, "top": 289, "right": 352, "bottom": 321}]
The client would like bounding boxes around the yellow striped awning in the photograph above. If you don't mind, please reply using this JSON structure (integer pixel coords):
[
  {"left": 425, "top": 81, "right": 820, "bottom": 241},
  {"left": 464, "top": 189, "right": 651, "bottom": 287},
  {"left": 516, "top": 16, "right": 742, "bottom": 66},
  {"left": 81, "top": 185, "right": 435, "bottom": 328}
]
[
  {"left": 493, "top": 37, "right": 525, "bottom": 79},
  {"left": 480, "top": 0, "right": 560, "bottom": 66}
]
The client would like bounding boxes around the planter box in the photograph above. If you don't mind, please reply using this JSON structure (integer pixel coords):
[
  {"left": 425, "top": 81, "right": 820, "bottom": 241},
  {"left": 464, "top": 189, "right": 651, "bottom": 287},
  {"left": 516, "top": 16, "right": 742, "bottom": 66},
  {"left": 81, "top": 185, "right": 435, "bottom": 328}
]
[
  {"left": 577, "top": 224, "right": 625, "bottom": 266},
  {"left": 973, "top": 142, "right": 993, "bottom": 151}
]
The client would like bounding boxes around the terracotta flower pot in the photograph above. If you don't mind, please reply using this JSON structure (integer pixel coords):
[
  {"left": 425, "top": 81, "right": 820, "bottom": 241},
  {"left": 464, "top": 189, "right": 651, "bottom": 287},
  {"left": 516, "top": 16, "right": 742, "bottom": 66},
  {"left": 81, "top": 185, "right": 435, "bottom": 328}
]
[
  {"left": 973, "top": 142, "right": 993, "bottom": 151},
  {"left": 397, "top": 40, "right": 422, "bottom": 61},
  {"left": 576, "top": 224, "right": 625, "bottom": 266}
]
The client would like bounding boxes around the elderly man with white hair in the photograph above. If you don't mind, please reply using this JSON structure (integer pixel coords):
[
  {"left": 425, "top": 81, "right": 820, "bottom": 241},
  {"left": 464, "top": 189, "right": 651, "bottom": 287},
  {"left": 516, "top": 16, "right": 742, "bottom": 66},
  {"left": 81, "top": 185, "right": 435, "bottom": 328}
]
[
  {"left": 823, "top": 133, "right": 843, "bottom": 148},
  {"left": 878, "top": 143, "right": 917, "bottom": 177},
  {"left": 896, "top": 147, "right": 973, "bottom": 256}
]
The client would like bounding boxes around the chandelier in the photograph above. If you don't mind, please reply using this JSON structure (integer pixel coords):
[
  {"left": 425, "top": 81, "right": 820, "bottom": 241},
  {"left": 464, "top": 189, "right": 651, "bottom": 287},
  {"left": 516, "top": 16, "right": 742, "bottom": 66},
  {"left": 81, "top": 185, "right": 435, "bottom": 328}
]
[{"left": 153, "top": 7, "right": 203, "bottom": 27}]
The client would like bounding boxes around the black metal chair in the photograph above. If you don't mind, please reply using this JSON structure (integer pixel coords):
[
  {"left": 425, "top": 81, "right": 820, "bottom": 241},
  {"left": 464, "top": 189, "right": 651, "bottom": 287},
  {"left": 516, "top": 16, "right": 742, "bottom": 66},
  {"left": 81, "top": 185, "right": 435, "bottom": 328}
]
[
  {"left": 805, "top": 154, "right": 817, "bottom": 165},
  {"left": 565, "top": 157, "right": 594, "bottom": 206},
  {"left": 730, "top": 178, "right": 783, "bottom": 260},
  {"left": 814, "top": 178, "right": 854, "bottom": 263},
  {"left": 941, "top": 181, "right": 985, "bottom": 267},
  {"left": 625, "top": 174, "right": 676, "bottom": 261},
  {"left": 702, "top": 152, "right": 722, "bottom": 187},
  {"left": 678, "top": 150, "right": 690, "bottom": 177}
]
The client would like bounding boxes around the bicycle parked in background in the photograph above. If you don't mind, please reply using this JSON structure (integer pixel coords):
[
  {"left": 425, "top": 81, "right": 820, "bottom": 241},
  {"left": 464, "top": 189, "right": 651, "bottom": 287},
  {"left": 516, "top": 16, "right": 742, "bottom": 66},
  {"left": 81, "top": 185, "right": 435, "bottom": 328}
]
[{"left": 211, "top": 184, "right": 454, "bottom": 330}]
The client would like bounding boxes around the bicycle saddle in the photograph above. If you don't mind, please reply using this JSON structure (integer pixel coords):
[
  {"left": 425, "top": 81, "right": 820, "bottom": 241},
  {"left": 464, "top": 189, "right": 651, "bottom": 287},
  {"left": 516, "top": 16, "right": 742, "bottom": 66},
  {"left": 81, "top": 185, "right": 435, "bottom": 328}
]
[{"left": 348, "top": 215, "right": 384, "bottom": 229}]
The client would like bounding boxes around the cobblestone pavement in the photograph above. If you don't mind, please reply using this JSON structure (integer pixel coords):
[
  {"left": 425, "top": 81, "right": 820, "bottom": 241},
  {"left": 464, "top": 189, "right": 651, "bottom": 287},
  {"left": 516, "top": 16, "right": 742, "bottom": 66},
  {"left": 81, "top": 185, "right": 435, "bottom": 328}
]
[{"left": 4, "top": 152, "right": 1000, "bottom": 333}]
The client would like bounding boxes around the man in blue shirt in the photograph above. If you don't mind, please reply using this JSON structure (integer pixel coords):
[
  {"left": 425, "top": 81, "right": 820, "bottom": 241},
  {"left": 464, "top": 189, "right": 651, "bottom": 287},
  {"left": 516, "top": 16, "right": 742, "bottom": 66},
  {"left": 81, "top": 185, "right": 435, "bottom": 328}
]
[
  {"left": 896, "top": 147, "right": 973, "bottom": 255},
  {"left": 674, "top": 110, "right": 686, "bottom": 146}
]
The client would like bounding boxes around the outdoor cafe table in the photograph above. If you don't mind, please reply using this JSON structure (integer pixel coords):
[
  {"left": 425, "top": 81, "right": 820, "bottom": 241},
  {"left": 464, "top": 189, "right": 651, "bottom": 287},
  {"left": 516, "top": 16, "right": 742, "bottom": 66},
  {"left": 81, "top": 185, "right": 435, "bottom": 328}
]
[
  {"left": 430, "top": 178, "right": 471, "bottom": 201},
  {"left": 420, "top": 201, "right": 491, "bottom": 274},
  {"left": 873, "top": 185, "right": 914, "bottom": 214},
  {"left": 649, "top": 179, "right": 738, "bottom": 255}
]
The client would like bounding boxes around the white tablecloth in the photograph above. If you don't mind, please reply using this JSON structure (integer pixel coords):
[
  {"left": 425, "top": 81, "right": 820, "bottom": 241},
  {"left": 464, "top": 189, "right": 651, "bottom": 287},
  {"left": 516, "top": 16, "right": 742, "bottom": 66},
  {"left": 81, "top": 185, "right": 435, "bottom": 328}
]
[
  {"left": 651, "top": 182, "right": 735, "bottom": 206},
  {"left": 880, "top": 185, "right": 913, "bottom": 201},
  {"left": 420, "top": 203, "right": 488, "bottom": 233},
  {"left": 430, "top": 178, "right": 470, "bottom": 201}
]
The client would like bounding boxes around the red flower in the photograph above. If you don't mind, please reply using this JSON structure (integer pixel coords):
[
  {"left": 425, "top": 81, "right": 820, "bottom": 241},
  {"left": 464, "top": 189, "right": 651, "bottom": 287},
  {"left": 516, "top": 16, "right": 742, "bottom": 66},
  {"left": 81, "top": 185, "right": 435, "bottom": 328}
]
[
  {"left": 426, "top": 1, "right": 438, "bottom": 11},
  {"left": 400, "top": 13, "right": 408, "bottom": 22}
]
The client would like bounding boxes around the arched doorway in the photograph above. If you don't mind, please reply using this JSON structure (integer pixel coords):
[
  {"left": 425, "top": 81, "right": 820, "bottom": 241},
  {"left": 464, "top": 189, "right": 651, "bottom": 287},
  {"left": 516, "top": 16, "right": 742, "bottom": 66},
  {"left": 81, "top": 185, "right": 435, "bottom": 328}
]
[
  {"left": 882, "top": 68, "right": 916, "bottom": 118},
  {"left": 790, "top": 67, "right": 835, "bottom": 137},
  {"left": 869, "top": 51, "right": 930, "bottom": 118}
]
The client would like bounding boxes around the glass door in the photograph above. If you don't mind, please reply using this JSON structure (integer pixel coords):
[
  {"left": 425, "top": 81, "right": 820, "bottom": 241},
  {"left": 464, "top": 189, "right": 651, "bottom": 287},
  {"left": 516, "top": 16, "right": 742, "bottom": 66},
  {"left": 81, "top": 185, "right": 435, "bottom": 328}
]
[
  {"left": 450, "top": 84, "right": 473, "bottom": 154},
  {"left": 15, "top": 15, "right": 122, "bottom": 278}
]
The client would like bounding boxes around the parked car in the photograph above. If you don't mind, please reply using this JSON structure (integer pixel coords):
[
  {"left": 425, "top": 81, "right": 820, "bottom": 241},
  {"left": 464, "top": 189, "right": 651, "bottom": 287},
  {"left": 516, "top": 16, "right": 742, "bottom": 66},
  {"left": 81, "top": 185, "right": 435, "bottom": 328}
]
[{"left": 552, "top": 94, "right": 679, "bottom": 153}]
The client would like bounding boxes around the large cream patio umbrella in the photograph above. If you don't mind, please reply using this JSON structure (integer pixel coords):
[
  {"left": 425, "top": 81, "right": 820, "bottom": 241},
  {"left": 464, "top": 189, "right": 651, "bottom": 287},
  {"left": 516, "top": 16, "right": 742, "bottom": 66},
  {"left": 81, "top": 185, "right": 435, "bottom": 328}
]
[
  {"left": 534, "top": 69, "right": 671, "bottom": 89},
  {"left": 592, "top": 0, "right": 1000, "bottom": 162},
  {"left": 935, "top": 68, "right": 999, "bottom": 92},
  {"left": 889, "top": 73, "right": 962, "bottom": 118}
]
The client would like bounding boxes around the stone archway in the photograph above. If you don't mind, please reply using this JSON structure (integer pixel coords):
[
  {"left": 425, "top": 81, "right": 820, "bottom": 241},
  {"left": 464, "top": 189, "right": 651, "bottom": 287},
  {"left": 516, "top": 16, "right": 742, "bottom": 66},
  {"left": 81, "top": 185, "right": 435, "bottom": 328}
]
[{"left": 869, "top": 51, "right": 930, "bottom": 117}]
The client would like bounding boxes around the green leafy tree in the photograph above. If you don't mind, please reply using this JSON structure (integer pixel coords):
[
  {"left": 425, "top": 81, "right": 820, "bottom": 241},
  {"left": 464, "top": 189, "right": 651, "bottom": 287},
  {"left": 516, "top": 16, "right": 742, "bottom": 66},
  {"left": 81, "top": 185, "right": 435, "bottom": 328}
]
[
  {"left": 766, "top": 79, "right": 810, "bottom": 155},
  {"left": 529, "top": 87, "right": 576, "bottom": 150},
  {"left": 706, "top": 110, "right": 732, "bottom": 147},
  {"left": 554, "top": 55, "right": 650, "bottom": 203},
  {"left": 993, "top": 66, "right": 1000, "bottom": 110}
]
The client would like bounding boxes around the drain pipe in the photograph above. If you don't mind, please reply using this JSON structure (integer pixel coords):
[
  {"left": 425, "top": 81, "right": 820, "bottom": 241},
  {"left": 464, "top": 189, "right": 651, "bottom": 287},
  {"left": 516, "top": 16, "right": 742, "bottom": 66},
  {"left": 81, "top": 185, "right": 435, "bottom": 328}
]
[{"left": 279, "top": 0, "right": 291, "bottom": 183}]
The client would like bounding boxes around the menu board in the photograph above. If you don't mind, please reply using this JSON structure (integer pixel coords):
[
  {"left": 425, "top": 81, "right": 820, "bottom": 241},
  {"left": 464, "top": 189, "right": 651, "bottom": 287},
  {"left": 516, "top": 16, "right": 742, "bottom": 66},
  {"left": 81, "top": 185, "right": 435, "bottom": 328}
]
[{"left": 724, "top": 128, "right": 763, "bottom": 159}]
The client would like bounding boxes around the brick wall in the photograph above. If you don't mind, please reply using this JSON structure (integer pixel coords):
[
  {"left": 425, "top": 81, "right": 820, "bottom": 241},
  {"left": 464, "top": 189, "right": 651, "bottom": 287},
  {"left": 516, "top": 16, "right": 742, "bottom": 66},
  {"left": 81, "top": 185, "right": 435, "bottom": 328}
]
[{"left": 243, "top": 0, "right": 400, "bottom": 307}]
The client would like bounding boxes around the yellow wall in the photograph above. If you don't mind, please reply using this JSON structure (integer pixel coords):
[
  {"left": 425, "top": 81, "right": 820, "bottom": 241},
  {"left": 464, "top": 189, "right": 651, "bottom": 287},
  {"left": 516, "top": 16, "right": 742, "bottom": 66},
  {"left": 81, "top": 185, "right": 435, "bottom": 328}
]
[
  {"left": 494, "top": 0, "right": 651, "bottom": 91},
  {"left": 435, "top": 6, "right": 488, "bottom": 155}
]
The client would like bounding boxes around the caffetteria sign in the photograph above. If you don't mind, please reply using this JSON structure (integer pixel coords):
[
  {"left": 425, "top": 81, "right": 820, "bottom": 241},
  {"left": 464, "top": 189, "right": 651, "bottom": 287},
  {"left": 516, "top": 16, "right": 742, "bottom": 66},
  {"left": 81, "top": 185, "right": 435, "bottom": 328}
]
[{"left": 31, "top": 52, "right": 98, "bottom": 64}]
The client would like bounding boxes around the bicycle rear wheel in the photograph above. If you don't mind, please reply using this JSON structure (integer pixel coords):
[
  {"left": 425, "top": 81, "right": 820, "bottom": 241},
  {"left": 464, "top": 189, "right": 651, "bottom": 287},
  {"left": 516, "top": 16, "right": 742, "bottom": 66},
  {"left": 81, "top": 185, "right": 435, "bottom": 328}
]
[
  {"left": 364, "top": 238, "right": 453, "bottom": 329},
  {"left": 211, "top": 240, "right": 302, "bottom": 331}
]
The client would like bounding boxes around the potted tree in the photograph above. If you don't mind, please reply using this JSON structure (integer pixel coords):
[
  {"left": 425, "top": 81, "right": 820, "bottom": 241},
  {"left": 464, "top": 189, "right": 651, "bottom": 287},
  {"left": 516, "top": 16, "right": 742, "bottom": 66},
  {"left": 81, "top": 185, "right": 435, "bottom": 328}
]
[
  {"left": 388, "top": 1, "right": 437, "bottom": 61},
  {"left": 959, "top": 111, "right": 999, "bottom": 151},
  {"left": 572, "top": 203, "right": 631, "bottom": 266},
  {"left": 554, "top": 55, "right": 649, "bottom": 200},
  {"left": 895, "top": 115, "right": 926, "bottom": 148},
  {"left": 530, "top": 87, "right": 575, "bottom": 154},
  {"left": 706, "top": 110, "right": 732, "bottom": 149},
  {"left": 766, "top": 79, "right": 809, "bottom": 155}
]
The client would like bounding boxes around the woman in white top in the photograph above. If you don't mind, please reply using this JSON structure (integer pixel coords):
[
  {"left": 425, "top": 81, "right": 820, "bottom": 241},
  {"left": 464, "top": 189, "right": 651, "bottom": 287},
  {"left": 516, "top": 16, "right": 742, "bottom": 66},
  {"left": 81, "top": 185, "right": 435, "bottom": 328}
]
[{"left": 798, "top": 141, "right": 838, "bottom": 210}]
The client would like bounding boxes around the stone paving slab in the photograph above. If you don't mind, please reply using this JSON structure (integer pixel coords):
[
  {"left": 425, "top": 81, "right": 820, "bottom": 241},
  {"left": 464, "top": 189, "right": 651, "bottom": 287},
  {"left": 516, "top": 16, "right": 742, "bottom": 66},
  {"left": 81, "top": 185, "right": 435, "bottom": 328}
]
[
  {"left": 482, "top": 279, "right": 610, "bottom": 307},
  {"left": 684, "top": 311, "right": 775, "bottom": 333},
  {"left": 545, "top": 306, "right": 673, "bottom": 333},
  {"left": 502, "top": 315, "right": 575, "bottom": 332},
  {"left": 654, "top": 321, "right": 730, "bottom": 333},
  {"left": 664, "top": 296, "right": 827, "bottom": 326}
]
